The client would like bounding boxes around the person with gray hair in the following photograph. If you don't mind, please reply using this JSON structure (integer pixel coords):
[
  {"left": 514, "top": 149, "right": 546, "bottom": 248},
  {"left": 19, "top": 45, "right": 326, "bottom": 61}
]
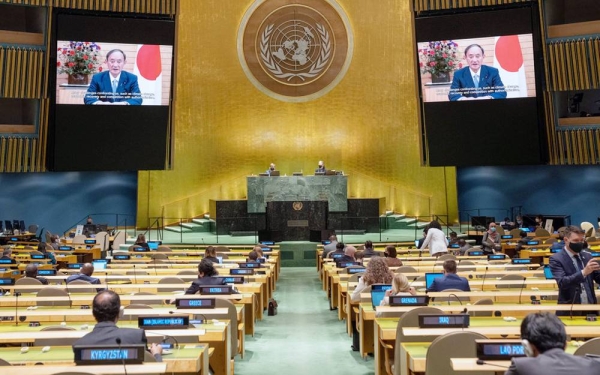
[{"left": 0, "top": 248, "right": 15, "bottom": 264}]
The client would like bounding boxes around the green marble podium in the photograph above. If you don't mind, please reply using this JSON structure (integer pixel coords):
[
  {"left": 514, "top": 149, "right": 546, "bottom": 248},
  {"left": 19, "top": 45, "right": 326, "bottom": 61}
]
[{"left": 247, "top": 175, "right": 348, "bottom": 213}]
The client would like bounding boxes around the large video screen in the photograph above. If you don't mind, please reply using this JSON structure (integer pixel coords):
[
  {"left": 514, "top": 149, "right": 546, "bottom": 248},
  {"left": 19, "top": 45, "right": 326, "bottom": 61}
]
[
  {"left": 415, "top": 4, "right": 546, "bottom": 167},
  {"left": 56, "top": 41, "right": 172, "bottom": 106},
  {"left": 48, "top": 11, "right": 175, "bottom": 171}
]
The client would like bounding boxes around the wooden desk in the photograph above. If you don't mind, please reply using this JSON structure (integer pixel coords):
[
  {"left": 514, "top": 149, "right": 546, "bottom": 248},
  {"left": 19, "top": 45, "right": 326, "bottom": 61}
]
[
  {"left": 0, "top": 345, "right": 207, "bottom": 375},
  {"left": 0, "top": 323, "right": 230, "bottom": 375},
  {"left": 3, "top": 363, "right": 167, "bottom": 375},
  {"left": 398, "top": 342, "right": 579, "bottom": 375},
  {"left": 451, "top": 358, "right": 510, "bottom": 373}
]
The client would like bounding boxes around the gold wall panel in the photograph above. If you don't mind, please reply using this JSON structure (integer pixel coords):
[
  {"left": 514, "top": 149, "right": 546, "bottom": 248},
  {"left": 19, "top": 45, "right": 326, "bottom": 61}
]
[{"left": 137, "top": 0, "right": 458, "bottom": 227}]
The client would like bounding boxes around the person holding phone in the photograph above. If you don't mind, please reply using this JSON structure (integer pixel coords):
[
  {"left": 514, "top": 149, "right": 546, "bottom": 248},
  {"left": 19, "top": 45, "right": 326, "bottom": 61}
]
[{"left": 549, "top": 225, "right": 600, "bottom": 316}]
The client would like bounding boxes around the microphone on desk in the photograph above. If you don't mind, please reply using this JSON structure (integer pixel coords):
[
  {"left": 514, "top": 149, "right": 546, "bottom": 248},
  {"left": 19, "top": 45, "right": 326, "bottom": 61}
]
[
  {"left": 448, "top": 293, "right": 463, "bottom": 306},
  {"left": 518, "top": 277, "right": 527, "bottom": 304},
  {"left": 481, "top": 266, "right": 489, "bottom": 289},
  {"left": 153, "top": 257, "right": 158, "bottom": 276},
  {"left": 476, "top": 359, "right": 509, "bottom": 369},
  {"left": 116, "top": 338, "right": 128, "bottom": 375},
  {"left": 133, "top": 264, "right": 140, "bottom": 292},
  {"left": 14, "top": 291, "right": 21, "bottom": 326},
  {"left": 64, "top": 278, "right": 73, "bottom": 309},
  {"left": 570, "top": 286, "right": 581, "bottom": 320}
]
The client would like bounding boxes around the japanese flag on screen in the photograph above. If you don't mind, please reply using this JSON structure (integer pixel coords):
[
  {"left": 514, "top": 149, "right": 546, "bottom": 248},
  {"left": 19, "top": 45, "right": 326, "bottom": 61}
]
[
  {"left": 493, "top": 35, "right": 527, "bottom": 98},
  {"left": 133, "top": 44, "right": 162, "bottom": 105}
]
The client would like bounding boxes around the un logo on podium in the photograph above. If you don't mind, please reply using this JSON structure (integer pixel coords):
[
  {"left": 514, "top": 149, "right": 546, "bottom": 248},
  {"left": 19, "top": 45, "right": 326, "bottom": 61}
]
[{"left": 238, "top": 0, "right": 353, "bottom": 102}]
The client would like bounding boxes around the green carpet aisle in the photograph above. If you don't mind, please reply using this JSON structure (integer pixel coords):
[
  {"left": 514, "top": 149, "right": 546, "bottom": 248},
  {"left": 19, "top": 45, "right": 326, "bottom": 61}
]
[{"left": 235, "top": 267, "right": 375, "bottom": 375}]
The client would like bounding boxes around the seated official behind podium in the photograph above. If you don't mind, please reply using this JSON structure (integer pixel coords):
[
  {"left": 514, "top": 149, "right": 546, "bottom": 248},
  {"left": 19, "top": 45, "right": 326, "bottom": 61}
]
[
  {"left": 66, "top": 263, "right": 104, "bottom": 292},
  {"left": 185, "top": 259, "right": 226, "bottom": 294},
  {"left": 427, "top": 260, "right": 470, "bottom": 292},
  {"left": 266, "top": 163, "right": 276, "bottom": 176},
  {"left": 549, "top": 225, "right": 600, "bottom": 316},
  {"left": 24, "top": 263, "right": 48, "bottom": 285},
  {"left": 315, "top": 160, "right": 326, "bottom": 173},
  {"left": 73, "top": 290, "right": 162, "bottom": 361},
  {"left": 505, "top": 312, "right": 600, "bottom": 375}
]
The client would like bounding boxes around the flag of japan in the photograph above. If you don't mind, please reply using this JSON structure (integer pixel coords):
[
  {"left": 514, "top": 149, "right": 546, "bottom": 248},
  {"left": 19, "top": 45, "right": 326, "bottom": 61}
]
[
  {"left": 134, "top": 45, "right": 162, "bottom": 105},
  {"left": 493, "top": 36, "right": 527, "bottom": 98}
]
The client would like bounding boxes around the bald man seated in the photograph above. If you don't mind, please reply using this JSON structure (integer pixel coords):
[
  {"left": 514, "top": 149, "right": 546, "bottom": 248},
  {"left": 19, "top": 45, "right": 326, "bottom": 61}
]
[
  {"left": 336, "top": 245, "right": 357, "bottom": 265},
  {"left": 24, "top": 263, "right": 48, "bottom": 285},
  {"left": 73, "top": 290, "right": 162, "bottom": 361},
  {"left": 66, "top": 262, "right": 104, "bottom": 292}
]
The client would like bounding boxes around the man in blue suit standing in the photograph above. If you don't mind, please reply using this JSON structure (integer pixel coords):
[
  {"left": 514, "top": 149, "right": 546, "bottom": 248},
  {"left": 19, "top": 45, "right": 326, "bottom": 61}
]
[
  {"left": 427, "top": 260, "right": 470, "bottom": 292},
  {"left": 448, "top": 44, "right": 507, "bottom": 101},
  {"left": 549, "top": 225, "right": 600, "bottom": 316},
  {"left": 84, "top": 49, "right": 142, "bottom": 105}
]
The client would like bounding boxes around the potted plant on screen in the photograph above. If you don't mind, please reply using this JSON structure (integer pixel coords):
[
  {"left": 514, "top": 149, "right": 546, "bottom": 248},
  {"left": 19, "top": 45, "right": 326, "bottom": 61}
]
[
  {"left": 418, "top": 40, "right": 462, "bottom": 83},
  {"left": 57, "top": 41, "right": 102, "bottom": 85}
]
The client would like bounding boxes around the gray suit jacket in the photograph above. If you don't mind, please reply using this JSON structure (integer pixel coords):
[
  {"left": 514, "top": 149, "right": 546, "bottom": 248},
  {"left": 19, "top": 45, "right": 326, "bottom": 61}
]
[
  {"left": 322, "top": 241, "right": 338, "bottom": 258},
  {"left": 505, "top": 348, "right": 600, "bottom": 375},
  {"left": 73, "top": 321, "right": 161, "bottom": 361}
]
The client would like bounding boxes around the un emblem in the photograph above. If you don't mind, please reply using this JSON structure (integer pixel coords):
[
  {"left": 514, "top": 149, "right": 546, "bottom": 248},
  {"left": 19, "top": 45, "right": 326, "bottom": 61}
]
[
  {"left": 292, "top": 202, "right": 303, "bottom": 211},
  {"left": 238, "top": 0, "right": 353, "bottom": 102}
]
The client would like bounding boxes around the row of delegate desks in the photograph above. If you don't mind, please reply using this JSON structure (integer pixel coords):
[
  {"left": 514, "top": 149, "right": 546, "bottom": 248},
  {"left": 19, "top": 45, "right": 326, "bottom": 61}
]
[
  {"left": 0, "top": 249, "right": 281, "bottom": 375},
  {"left": 317, "top": 249, "right": 600, "bottom": 375},
  {"left": 375, "top": 316, "right": 599, "bottom": 375}
]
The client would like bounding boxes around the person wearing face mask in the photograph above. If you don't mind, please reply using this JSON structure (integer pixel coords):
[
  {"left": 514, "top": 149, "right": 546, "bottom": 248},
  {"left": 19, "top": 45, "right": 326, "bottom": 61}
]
[
  {"left": 504, "top": 312, "right": 600, "bottom": 375},
  {"left": 266, "top": 163, "right": 276, "bottom": 176},
  {"left": 481, "top": 222, "right": 502, "bottom": 254},
  {"left": 549, "top": 225, "right": 600, "bottom": 316}
]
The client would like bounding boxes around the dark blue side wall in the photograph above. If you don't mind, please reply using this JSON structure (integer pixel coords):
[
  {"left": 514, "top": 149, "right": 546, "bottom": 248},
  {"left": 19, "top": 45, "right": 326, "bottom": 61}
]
[
  {"left": 457, "top": 166, "right": 600, "bottom": 226},
  {"left": 0, "top": 172, "right": 137, "bottom": 236}
]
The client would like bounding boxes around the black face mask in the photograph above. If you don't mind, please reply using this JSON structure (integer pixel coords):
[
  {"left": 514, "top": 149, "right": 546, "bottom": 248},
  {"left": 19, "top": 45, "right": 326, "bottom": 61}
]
[{"left": 569, "top": 242, "right": 584, "bottom": 253}]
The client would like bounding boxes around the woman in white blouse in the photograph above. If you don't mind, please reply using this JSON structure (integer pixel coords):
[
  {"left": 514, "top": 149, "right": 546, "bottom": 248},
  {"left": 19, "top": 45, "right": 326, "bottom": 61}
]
[{"left": 420, "top": 220, "right": 449, "bottom": 257}]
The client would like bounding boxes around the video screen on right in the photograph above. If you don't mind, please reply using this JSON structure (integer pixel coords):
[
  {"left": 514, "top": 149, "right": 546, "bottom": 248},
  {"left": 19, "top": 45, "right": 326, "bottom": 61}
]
[
  {"left": 418, "top": 34, "right": 536, "bottom": 103},
  {"left": 415, "top": 4, "right": 547, "bottom": 167}
]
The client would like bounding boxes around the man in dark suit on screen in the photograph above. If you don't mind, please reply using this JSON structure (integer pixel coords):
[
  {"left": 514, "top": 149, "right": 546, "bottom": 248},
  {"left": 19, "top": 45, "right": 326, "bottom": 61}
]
[
  {"left": 505, "top": 312, "right": 600, "bottom": 375},
  {"left": 549, "top": 225, "right": 600, "bottom": 316},
  {"left": 448, "top": 44, "right": 507, "bottom": 101},
  {"left": 427, "top": 260, "right": 470, "bottom": 292},
  {"left": 84, "top": 49, "right": 142, "bottom": 105},
  {"left": 72, "top": 290, "right": 162, "bottom": 360}
]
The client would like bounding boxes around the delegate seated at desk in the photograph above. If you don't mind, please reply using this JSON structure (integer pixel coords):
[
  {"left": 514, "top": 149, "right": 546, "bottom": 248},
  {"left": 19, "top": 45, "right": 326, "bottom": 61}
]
[
  {"left": 66, "top": 263, "right": 104, "bottom": 292},
  {"left": 73, "top": 290, "right": 163, "bottom": 361},
  {"left": 185, "top": 259, "right": 227, "bottom": 294},
  {"left": 426, "top": 260, "right": 470, "bottom": 292},
  {"left": 505, "top": 312, "right": 600, "bottom": 375},
  {"left": 24, "top": 263, "right": 48, "bottom": 285}
]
